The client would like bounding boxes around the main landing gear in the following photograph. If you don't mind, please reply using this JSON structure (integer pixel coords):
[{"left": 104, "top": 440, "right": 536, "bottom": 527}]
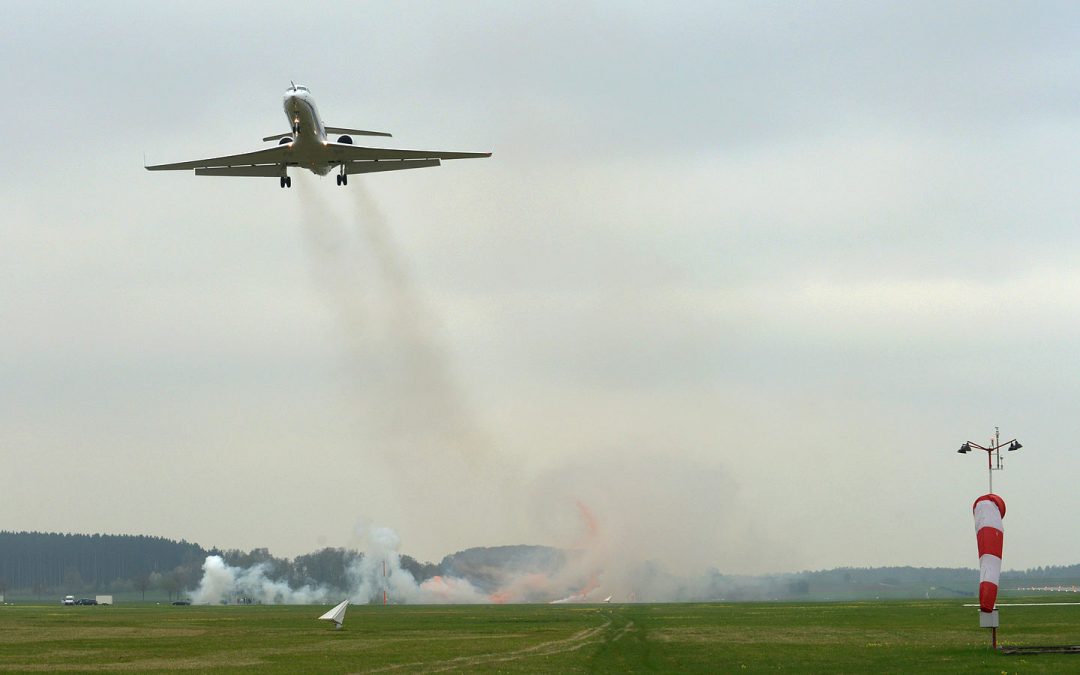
[
  {"left": 279, "top": 176, "right": 292, "bottom": 188},
  {"left": 336, "top": 166, "right": 348, "bottom": 186}
]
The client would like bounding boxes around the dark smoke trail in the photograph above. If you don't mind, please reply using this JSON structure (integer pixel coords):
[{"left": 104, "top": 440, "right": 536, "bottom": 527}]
[
  {"left": 296, "top": 175, "right": 520, "bottom": 551},
  {"left": 295, "top": 176, "right": 369, "bottom": 342},
  {"left": 348, "top": 180, "right": 493, "bottom": 465}
]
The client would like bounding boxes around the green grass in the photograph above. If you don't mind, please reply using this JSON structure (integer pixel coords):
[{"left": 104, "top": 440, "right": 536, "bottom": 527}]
[{"left": 2, "top": 599, "right": 1080, "bottom": 672}]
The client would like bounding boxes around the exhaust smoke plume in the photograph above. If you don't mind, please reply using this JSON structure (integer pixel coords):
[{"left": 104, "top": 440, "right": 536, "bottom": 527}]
[
  {"left": 347, "top": 180, "right": 491, "bottom": 464},
  {"left": 295, "top": 177, "right": 489, "bottom": 459},
  {"left": 278, "top": 179, "right": 756, "bottom": 602},
  {"left": 295, "top": 176, "right": 519, "bottom": 553}
]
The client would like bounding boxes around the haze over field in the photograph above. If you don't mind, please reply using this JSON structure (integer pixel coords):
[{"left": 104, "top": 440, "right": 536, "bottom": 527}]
[{"left": 3, "top": 1, "right": 1080, "bottom": 578}]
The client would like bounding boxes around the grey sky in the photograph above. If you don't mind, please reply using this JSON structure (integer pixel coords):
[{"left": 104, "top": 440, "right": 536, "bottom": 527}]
[{"left": 3, "top": 1, "right": 1080, "bottom": 576}]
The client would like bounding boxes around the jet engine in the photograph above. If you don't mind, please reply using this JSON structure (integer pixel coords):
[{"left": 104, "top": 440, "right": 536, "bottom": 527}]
[
  {"left": 337, "top": 135, "right": 353, "bottom": 145},
  {"left": 278, "top": 137, "right": 293, "bottom": 145}
]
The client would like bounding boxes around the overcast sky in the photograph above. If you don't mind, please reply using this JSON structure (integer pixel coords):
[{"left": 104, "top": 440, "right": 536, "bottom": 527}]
[{"left": 3, "top": 1, "right": 1080, "bottom": 576}]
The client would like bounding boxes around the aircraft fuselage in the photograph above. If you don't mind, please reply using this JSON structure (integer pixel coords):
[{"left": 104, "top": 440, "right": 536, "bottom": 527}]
[{"left": 283, "top": 86, "right": 332, "bottom": 176}]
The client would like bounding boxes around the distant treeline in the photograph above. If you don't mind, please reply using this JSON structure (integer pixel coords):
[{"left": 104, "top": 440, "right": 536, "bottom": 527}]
[
  {"left": 0, "top": 531, "right": 450, "bottom": 600},
  {"left": 722, "top": 564, "right": 1080, "bottom": 601},
  {"left": 4, "top": 531, "right": 1080, "bottom": 602},
  {"left": 0, "top": 532, "right": 564, "bottom": 601},
  {"left": 0, "top": 531, "right": 210, "bottom": 596},
  {"left": 797, "top": 564, "right": 1080, "bottom": 587}
]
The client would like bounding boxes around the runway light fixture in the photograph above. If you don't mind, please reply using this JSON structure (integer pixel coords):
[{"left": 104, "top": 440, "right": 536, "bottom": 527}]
[{"left": 955, "top": 427, "right": 1023, "bottom": 493}]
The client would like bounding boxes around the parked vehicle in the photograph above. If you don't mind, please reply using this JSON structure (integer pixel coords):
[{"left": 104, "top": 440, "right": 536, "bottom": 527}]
[
  {"left": 62, "top": 595, "right": 75, "bottom": 605},
  {"left": 74, "top": 598, "right": 97, "bottom": 605}
]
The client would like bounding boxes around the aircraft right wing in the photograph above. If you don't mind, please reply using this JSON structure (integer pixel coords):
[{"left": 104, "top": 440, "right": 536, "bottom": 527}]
[
  {"left": 326, "top": 142, "right": 491, "bottom": 162},
  {"left": 144, "top": 146, "right": 288, "bottom": 172}
]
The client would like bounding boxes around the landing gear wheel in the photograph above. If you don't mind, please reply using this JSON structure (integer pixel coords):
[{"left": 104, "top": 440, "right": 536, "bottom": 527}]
[
  {"left": 336, "top": 175, "right": 342, "bottom": 186},
  {"left": 280, "top": 177, "right": 286, "bottom": 188},
  {"left": 341, "top": 173, "right": 347, "bottom": 186},
  {"left": 285, "top": 176, "right": 292, "bottom": 188}
]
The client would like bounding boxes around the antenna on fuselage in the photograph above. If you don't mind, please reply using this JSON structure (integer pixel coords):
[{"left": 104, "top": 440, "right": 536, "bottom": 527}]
[{"left": 290, "top": 80, "right": 296, "bottom": 91}]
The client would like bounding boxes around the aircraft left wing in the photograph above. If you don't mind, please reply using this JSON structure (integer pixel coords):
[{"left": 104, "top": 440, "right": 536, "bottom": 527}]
[{"left": 144, "top": 146, "right": 288, "bottom": 171}]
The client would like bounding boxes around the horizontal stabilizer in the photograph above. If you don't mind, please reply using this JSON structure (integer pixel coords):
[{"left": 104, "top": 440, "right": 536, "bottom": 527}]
[
  {"left": 344, "top": 159, "right": 440, "bottom": 175},
  {"left": 326, "top": 126, "right": 392, "bottom": 138},
  {"left": 195, "top": 165, "right": 284, "bottom": 177}
]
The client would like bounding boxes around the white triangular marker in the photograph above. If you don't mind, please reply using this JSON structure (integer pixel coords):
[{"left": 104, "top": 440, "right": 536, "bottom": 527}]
[{"left": 318, "top": 599, "right": 349, "bottom": 630}]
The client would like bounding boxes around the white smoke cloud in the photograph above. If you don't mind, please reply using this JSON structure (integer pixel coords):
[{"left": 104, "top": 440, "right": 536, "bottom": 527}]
[
  {"left": 188, "top": 501, "right": 780, "bottom": 605},
  {"left": 189, "top": 516, "right": 614, "bottom": 605},
  {"left": 191, "top": 524, "right": 492, "bottom": 605},
  {"left": 192, "top": 555, "right": 330, "bottom": 605}
]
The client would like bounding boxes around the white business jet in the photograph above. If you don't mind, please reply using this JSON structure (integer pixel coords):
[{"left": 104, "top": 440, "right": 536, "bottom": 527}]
[{"left": 146, "top": 83, "right": 490, "bottom": 187}]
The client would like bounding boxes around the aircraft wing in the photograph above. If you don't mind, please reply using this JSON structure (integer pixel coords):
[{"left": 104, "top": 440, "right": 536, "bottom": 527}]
[
  {"left": 327, "top": 142, "right": 491, "bottom": 162},
  {"left": 144, "top": 146, "right": 288, "bottom": 171}
]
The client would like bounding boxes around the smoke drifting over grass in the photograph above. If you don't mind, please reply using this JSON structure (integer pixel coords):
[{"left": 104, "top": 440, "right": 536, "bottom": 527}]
[
  {"left": 189, "top": 508, "right": 777, "bottom": 605},
  {"left": 193, "top": 554, "right": 329, "bottom": 605},
  {"left": 191, "top": 521, "right": 602, "bottom": 605}
]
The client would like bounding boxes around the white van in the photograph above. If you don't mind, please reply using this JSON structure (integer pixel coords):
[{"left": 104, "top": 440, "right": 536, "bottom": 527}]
[{"left": 62, "top": 595, "right": 75, "bottom": 605}]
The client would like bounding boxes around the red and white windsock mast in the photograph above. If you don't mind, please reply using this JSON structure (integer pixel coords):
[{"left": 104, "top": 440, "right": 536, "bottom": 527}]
[
  {"left": 957, "top": 427, "right": 1023, "bottom": 649},
  {"left": 973, "top": 494, "right": 1005, "bottom": 616}
]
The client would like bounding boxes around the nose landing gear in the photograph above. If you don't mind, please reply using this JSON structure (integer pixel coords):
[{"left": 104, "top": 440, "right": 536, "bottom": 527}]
[
  {"left": 336, "top": 166, "right": 348, "bottom": 186},
  {"left": 279, "top": 176, "right": 292, "bottom": 188}
]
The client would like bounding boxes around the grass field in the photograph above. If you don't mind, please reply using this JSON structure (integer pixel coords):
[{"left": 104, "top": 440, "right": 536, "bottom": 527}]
[{"left": 3, "top": 599, "right": 1080, "bottom": 672}]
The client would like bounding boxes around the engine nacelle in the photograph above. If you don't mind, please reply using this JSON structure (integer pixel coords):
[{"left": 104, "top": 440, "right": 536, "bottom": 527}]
[
  {"left": 278, "top": 136, "right": 293, "bottom": 145},
  {"left": 337, "top": 135, "right": 353, "bottom": 145}
]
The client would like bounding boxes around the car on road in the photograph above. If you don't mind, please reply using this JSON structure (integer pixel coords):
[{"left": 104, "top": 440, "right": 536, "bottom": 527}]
[
  {"left": 62, "top": 595, "right": 75, "bottom": 605},
  {"left": 74, "top": 598, "right": 97, "bottom": 605}
]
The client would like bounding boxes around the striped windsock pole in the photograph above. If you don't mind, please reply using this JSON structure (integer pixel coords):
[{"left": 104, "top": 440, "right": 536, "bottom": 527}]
[{"left": 973, "top": 493, "right": 1006, "bottom": 613}]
